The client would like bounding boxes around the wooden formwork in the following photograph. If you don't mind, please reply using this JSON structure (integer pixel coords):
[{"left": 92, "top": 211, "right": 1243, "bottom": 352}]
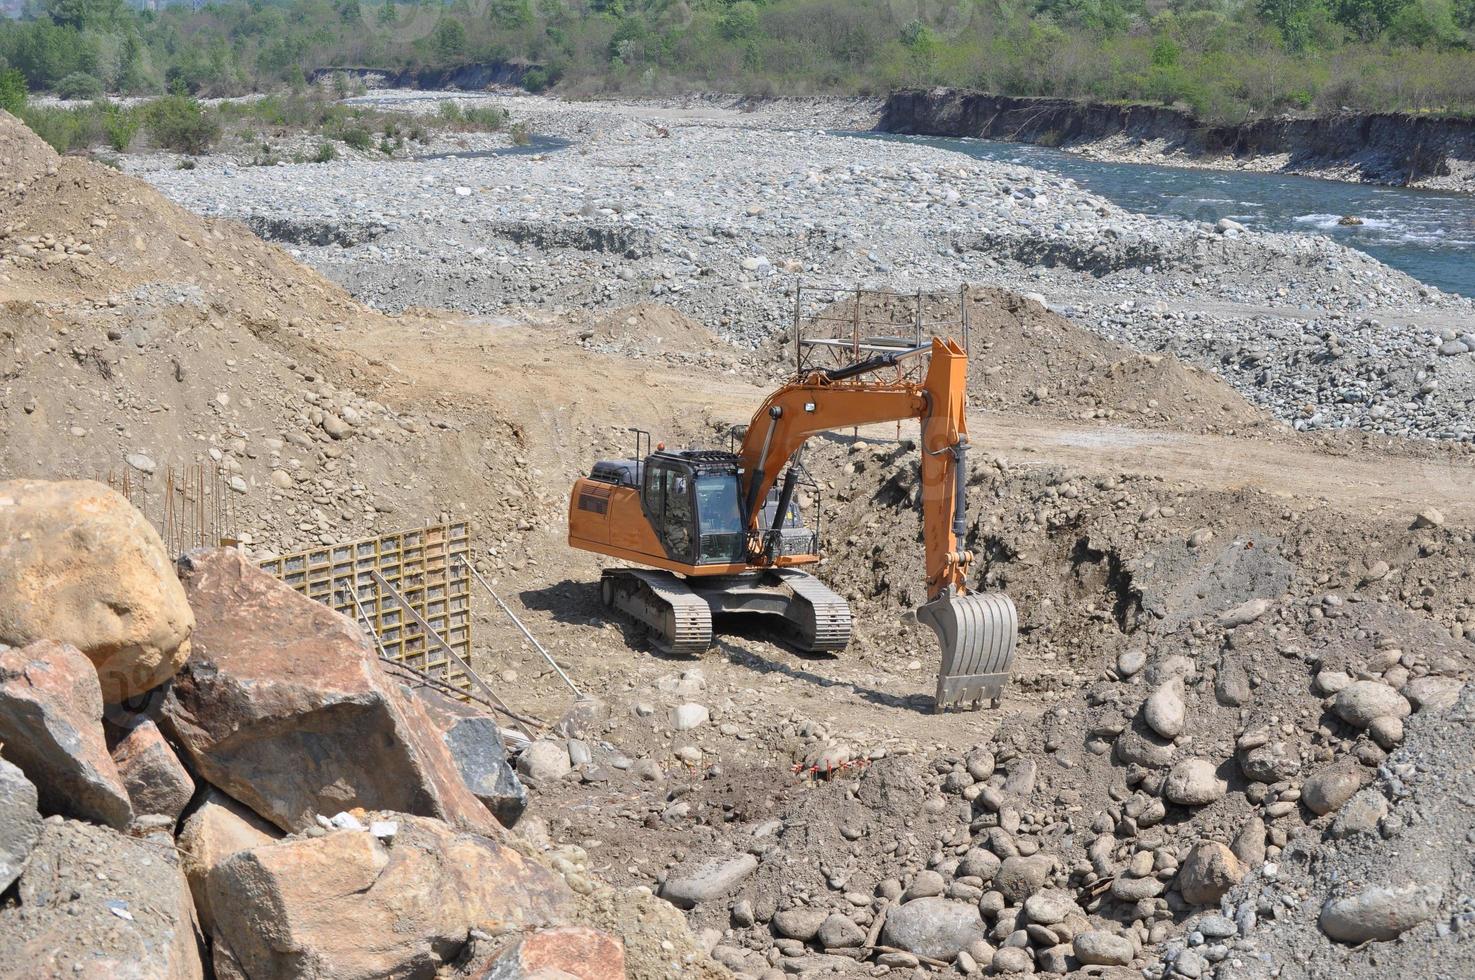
[{"left": 259, "top": 523, "right": 473, "bottom": 693}]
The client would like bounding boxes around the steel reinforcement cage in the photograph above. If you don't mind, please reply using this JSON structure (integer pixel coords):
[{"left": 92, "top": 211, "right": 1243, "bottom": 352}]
[{"left": 259, "top": 522, "right": 473, "bottom": 694}]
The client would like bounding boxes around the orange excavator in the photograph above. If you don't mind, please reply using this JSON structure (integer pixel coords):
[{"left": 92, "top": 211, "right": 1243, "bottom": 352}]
[{"left": 567, "top": 336, "right": 1018, "bottom": 710}]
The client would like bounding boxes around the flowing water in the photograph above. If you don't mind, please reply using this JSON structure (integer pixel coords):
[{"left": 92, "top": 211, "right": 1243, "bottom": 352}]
[{"left": 853, "top": 132, "right": 1475, "bottom": 297}]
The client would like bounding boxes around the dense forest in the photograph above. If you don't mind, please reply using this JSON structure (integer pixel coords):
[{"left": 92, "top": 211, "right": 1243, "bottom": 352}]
[{"left": 3, "top": 0, "right": 1475, "bottom": 123}]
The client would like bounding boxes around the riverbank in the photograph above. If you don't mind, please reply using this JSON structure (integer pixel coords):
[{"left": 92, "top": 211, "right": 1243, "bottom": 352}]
[
  {"left": 881, "top": 90, "right": 1475, "bottom": 194},
  {"left": 133, "top": 90, "right": 1475, "bottom": 443}
]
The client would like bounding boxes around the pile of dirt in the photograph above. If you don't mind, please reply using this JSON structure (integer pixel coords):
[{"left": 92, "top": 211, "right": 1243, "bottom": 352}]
[{"left": 761, "top": 287, "right": 1279, "bottom": 436}]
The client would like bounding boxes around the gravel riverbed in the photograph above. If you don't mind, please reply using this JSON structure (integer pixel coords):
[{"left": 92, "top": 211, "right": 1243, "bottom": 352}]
[{"left": 138, "top": 92, "right": 1475, "bottom": 443}]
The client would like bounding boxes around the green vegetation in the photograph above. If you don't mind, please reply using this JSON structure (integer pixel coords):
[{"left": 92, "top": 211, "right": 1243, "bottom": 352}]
[{"left": 3, "top": 0, "right": 1475, "bottom": 123}]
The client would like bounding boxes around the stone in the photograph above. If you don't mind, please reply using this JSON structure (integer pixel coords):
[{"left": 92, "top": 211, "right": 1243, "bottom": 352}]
[
  {"left": 1302, "top": 760, "right": 1369, "bottom": 816},
  {"left": 161, "top": 548, "right": 497, "bottom": 836},
  {"left": 209, "top": 814, "right": 571, "bottom": 979},
  {"left": 1023, "top": 892, "right": 1072, "bottom": 925},
  {"left": 671, "top": 702, "right": 710, "bottom": 731},
  {"left": 1370, "top": 715, "right": 1404, "bottom": 749},
  {"left": 817, "top": 912, "right": 866, "bottom": 948},
  {"left": 0, "top": 640, "right": 132, "bottom": 829},
  {"left": 471, "top": 925, "right": 625, "bottom": 979},
  {"left": 659, "top": 852, "right": 759, "bottom": 909},
  {"left": 1320, "top": 883, "right": 1443, "bottom": 943},
  {"left": 415, "top": 686, "right": 528, "bottom": 828},
  {"left": 1333, "top": 681, "right": 1411, "bottom": 729},
  {"left": 108, "top": 718, "right": 195, "bottom": 823},
  {"left": 1230, "top": 817, "right": 1266, "bottom": 868},
  {"left": 0, "top": 759, "right": 41, "bottom": 892},
  {"left": 881, "top": 897, "right": 988, "bottom": 962},
  {"left": 1114, "top": 718, "right": 1175, "bottom": 768},
  {"left": 178, "top": 789, "right": 280, "bottom": 934},
  {"left": 1163, "top": 758, "right": 1227, "bottom": 806},
  {"left": 1411, "top": 507, "right": 1444, "bottom": 529},
  {"left": 1238, "top": 740, "right": 1298, "bottom": 783},
  {"left": 772, "top": 906, "right": 829, "bottom": 941},
  {"left": 1177, "top": 841, "right": 1245, "bottom": 906},
  {"left": 1110, "top": 875, "right": 1164, "bottom": 901},
  {"left": 1331, "top": 789, "right": 1389, "bottom": 838},
  {"left": 0, "top": 480, "right": 194, "bottom": 702},
  {"left": 0, "top": 819, "right": 202, "bottom": 978},
  {"left": 958, "top": 847, "right": 1002, "bottom": 882},
  {"left": 1143, "top": 678, "right": 1186, "bottom": 739},
  {"left": 1073, "top": 930, "right": 1133, "bottom": 966},
  {"left": 1403, "top": 676, "right": 1463, "bottom": 713},
  {"left": 996, "top": 855, "right": 1053, "bottom": 903},
  {"left": 992, "top": 946, "right": 1035, "bottom": 973},
  {"left": 321, "top": 414, "right": 351, "bottom": 439},
  {"left": 1117, "top": 649, "right": 1146, "bottom": 678},
  {"left": 906, "top": 868, "right": 946, "bottom": 900},
  {"left": 1313, "top": 670, "right": 1351, "bottom": 695},
  {"left": 517, "top": 740, "right": 572, "bottom": 783},
  {"left": 1217, "top": 597, "right": 1272, "bottom": 628}
]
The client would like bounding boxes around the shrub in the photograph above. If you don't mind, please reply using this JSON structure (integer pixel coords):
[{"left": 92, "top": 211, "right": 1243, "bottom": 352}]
[
  {"left": 56, "top": 72, "right": 103, "bottom": 100},
  {"left": 101, "top": 104, "right": 139, "bottom": 151},
  {"left": 311, "top": 140, "right": 337, "bottom": 162},
  {"left": 0, "top": 69, "right": 26, "bottom": 116},
  {"left": 142, "top": 95, "right": 220, "bottom": 154},
  {"left": 510, "top": 121, "right": 531, "bottom": 145},
  {"left": 339, "top": 125, "right": 374, "bottom": 151}
]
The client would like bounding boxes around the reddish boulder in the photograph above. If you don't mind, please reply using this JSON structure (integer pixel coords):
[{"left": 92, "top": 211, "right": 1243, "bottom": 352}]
[
  {"left": 0, "top": 640, "right": 132, "bottom": 829},
  {"left": 475, "top": 926, "right": 626, "bottom": 979},
  {"left": 207, "top": 814, "right": 572, "bottom": 980},
  {"left": 161, "top": 548, "right": 499, "bottom": 836},
  {"left": 177, "top": 789, "right": 280, "bottom": 934},
  {"left": 0, "top": 479, "right": 194, "bottom": 702},
  {"left": 109, "top": 718, "right": 195, "bottom": 824}
]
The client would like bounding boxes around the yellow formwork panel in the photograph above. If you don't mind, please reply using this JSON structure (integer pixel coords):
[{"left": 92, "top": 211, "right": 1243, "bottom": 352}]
[{"left": 260, "top": 523, "right": 472, "bottom": 693}]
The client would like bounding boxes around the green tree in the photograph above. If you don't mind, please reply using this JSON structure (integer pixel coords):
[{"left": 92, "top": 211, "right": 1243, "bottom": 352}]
[
  {"left": 430, "top": 18, "right": 467, "bottom": 59},
  {"left": 44, "top": 0, "right": 124, "bottom": 31},
  {"left": 0, "top": 68, "right": 26, "bottom": 115}
]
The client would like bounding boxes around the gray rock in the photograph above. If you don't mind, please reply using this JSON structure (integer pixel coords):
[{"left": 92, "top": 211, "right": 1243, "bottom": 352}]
[
  {"left": 1217, "top": 597, "right": 1272, "bottom": 628},
  {"left": 1238, "top": 740, "right": 1299, "bottom": 783},
  {"left": 1402, "top": 676, "right": 1463, "bottom": 712},
  {"left": 1163, "top": 758, "right": 1227, "bottom": 806},
  {"left": 1302, "top": 760, "right": 1369, "bottom": 816},
  {"left": 1370, "top": 714, "right": 1405, "bottom": 749},
  {"left": 958, "top": 847, "right": 1002, "bottom": 882},
  {"left": 881, "top": 897, "right": 988, "bottom": 961},
  {"left": 1330, "top": 788, "right": 1389, "bottom": 838},
  {"left": 1023, "top": 891, "right": 1072, "bottom": 925},
  {"left": 0, "top": 759, "right": 41, "bottom": 892},
  {"left": 1117, "top": 649, "right": 1146, "bottom": 678},
  {"left": 660, "top": 852, "right": 759, "bottom": 909},
  {"left": 1177, "top": 841, "right": 1244, "bottom": 906},
  {"left": 1111, "top": 875, "right": 1164, "bottom": 901},
  {"left": 515, "top": 739, "right": 571, "bottom": 783},
  {"left": 997, "top": 854, "right": 1053, "bottom": 903},
  {"left": 992, "top": 945, "right": 1035, "bottom": 973},
  {"left": 906, "top": 868, "right": 946, "bottom": 900},
  {"left": 1333, "top": 681, "right": 1411, "bottom": 729},
  {"left": 1143, "top": 678, "right": 1186, "bottom": 739},
  {"left": 671, "top": 702, "right": 710, "bottom": 731},
  {"left": 1196, "top": 914, "right": 1237, "bottom": 939},
  {"left": 817, "top": 911, "right": 866, "bottom": 948},
  {"left": 1073, "top": 930, "right": 1133, "bottom": 966},
  {"left": 1320, "top": 883, "right": 1443, "bottom": 943},
  {"left": 418, "top": 689, "right": 528, "bottom": 827},
  {"left": 772, "top": 906, "right": 828, "bottom": 941},
  {"left": 1411, "top": 507, "right": 1445, "bottom": 528}
]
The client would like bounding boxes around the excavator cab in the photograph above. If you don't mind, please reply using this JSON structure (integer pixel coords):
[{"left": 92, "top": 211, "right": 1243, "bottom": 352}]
[{"left": 637, "top": 450, "right": 747, "bottom": 566}]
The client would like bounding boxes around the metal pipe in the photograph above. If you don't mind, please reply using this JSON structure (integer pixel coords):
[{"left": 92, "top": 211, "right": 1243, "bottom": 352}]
[
  {"left": 457, "top": 557, "right": 583, "bottom": 700},
  {"left": 744, "top": 406, "right": 781, "bottom": 524},
  {"left": 952, "top": 438, "right": 969, "bottom": 550},
  {"left": 822, "top": 342, "right": 930, "bottom": 382}
]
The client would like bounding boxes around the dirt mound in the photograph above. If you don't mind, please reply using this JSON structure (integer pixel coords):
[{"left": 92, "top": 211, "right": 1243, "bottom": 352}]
[{"left": 764, "top": 287, "right": 1278, "bottom": 436}]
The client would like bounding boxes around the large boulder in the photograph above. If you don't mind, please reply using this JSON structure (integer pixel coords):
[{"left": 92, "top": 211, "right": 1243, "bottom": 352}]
[
  {"left": 0, "top": 758, "right": 41, "bottom": 892},
  {"left": 880, "top": 897, "right": 988, "bottom": 962},
  {"left": 0, "top": 640, "right": 133, "bottom": 828},
  {"left": 109, "top": 718, "right": 195, "bottom": 824},
  {"left": 0, "top": 480, "right": 193, "bottom": 702},
  {"left": 0, "top": 819, "right": 203, "bottom": 979},
  {"left": 160, "top": 548, "right": 499, "bottom": 835},
  {"left": 207, "top": 814, "right": 572, "bottom": 980},
  {"left": 177, "top": 789, "right": 280, "bottom": 934},
  {"left": 415, "top": 684, "right": 528, "bottom": 828},
  {"left": 659, "top": 851, "right": 759, "bottom": 909}
]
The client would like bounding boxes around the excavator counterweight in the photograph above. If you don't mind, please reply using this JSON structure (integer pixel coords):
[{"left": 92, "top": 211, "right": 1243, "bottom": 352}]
[{"left": 567, "top": 335, "right": 1019, "bottom": 711}]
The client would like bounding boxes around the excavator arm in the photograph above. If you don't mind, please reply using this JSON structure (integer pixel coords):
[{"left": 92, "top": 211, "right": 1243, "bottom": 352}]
[{"left": 737, "top": 337, "right": 1018, "bottom": 710}]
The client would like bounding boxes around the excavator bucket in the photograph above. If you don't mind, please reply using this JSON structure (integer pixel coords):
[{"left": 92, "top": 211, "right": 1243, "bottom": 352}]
[{"left": 917, "top": 592, "right": 1019, "bottom": 712}]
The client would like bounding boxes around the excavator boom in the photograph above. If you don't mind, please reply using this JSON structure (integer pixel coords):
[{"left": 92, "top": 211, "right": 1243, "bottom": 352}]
[{"left": 735, "top": 337, "right": 1018, "bottom": 710}]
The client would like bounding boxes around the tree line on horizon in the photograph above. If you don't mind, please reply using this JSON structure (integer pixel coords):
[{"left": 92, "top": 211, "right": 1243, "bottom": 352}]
[{"left": 3, "top": 0, "right": 1475, "bottom": 123}]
